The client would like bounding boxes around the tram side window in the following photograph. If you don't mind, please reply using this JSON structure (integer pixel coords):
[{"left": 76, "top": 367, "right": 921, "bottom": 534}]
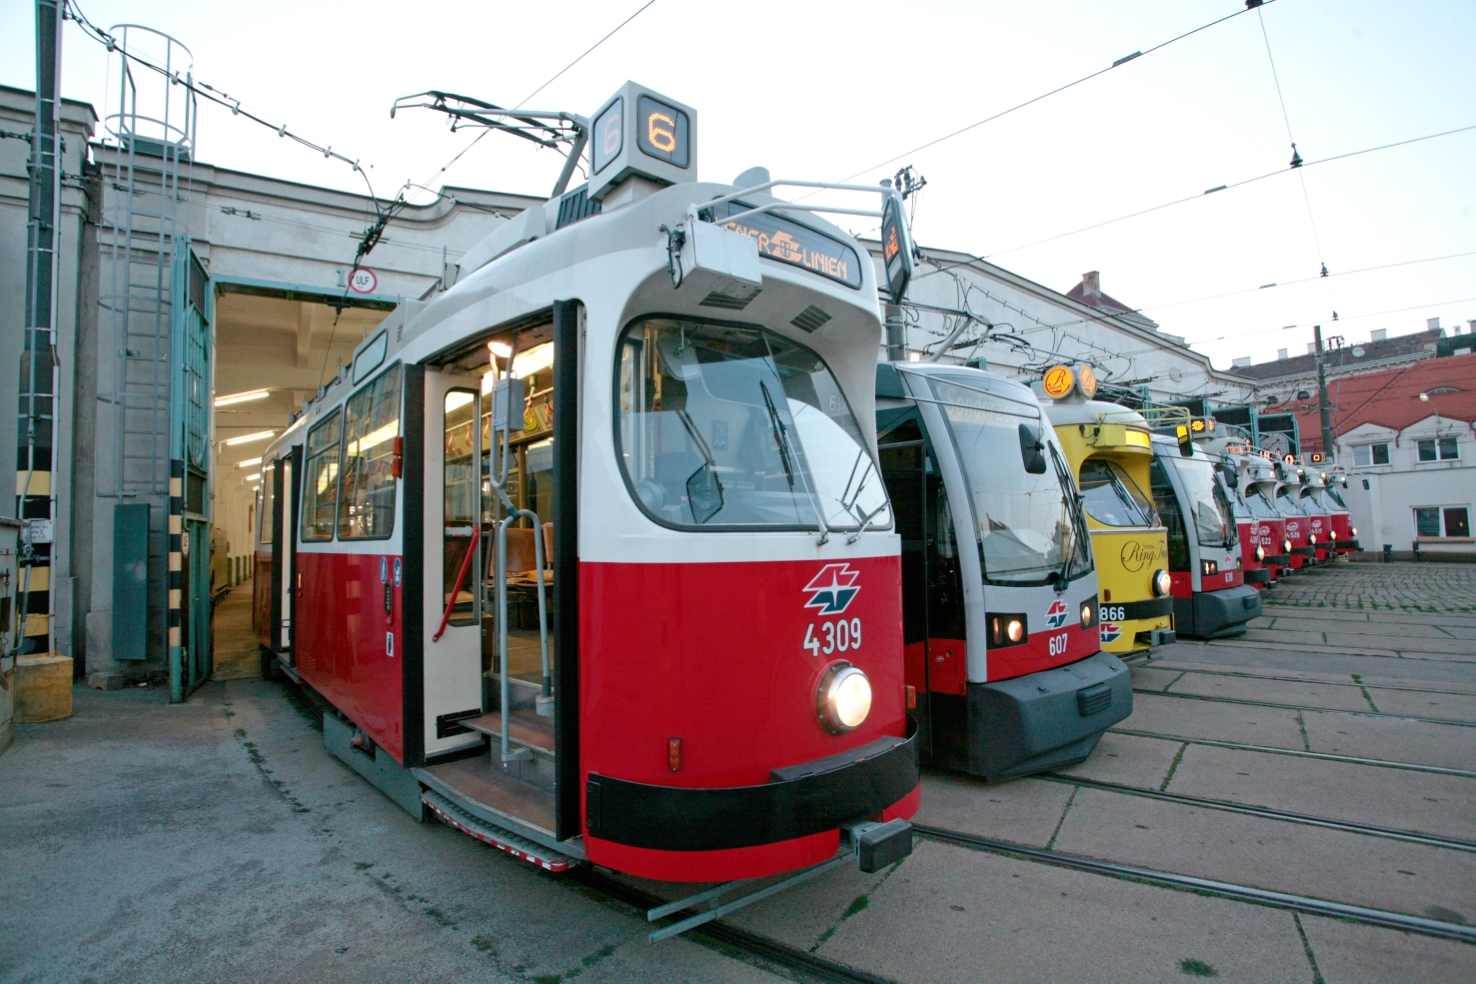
[
  {"left": 339, "top": 365, "right": 402, "bottom": 539},
  {"left": 259, "top": 463, "right": 275, "bottom": 544},
  {"left": 302, "top": 411, "right": 341, "bottom": 541},
  {"left": 1150, "top": 459, "right": 1189, "bottom": 571}
]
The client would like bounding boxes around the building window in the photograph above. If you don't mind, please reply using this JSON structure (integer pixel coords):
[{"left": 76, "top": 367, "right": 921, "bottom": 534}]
[
  {"left": 1352, "top": 443, "right": 1389, "bottom": 466},
  {"left": 1415, "top": 506, "right": 1470, "bottom": 538},
  {"left": 1447, "top": 508, "right": 1471, "bottom": 538},
  {"left": 1417, "top": 437, "right": 1459, "bottom": 461}
]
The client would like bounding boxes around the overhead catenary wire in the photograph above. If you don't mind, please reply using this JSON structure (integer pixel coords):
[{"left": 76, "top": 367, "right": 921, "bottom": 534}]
[
  {"left": 830, "top": 0, "right": 1275, "bottom": 187},
  {"left": 411, "top": 0, "right": 658, "bottom": 201},
  {"left": 977, "top": 121, "right": 1476, "bottom": 261}
]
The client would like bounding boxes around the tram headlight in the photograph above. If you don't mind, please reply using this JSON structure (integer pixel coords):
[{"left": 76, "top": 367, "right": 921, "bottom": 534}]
[
  {"left": 1309, "top": 534, "right": 1317, "bottom": 545},
  {"left": 1329, "top": 529, "right": 1337, "bottom": 541},
  {"left": 1255, "top": 545, "right": 1265, "bottom": 562},
  {"left": 817, "top": 662, "right": 871, "bottom": 734},
  {"left": 1152, "top": 569, "right": 1172, "bottom": 597},
  {"left": 1080, "top": 597, "right": 1098, "bottom": 630},
  {"left": 1351, "top": 527, "right": 1357, "bottom": 537},
  {"left": 1284, "top": 539, "right": 1292, "bottom": 555}
]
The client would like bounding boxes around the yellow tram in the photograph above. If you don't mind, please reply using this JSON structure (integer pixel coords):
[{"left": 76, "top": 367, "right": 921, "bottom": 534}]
[{"left": 1041, "top": 367, "right": 1175, "bottom": 658}]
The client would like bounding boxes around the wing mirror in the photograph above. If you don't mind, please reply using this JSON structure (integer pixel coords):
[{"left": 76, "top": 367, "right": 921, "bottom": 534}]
[
  {"left": 1175, "top": 424, "right": 1194, "bottom": 457},
  {"left": 1018, "top": 423, "right": 1047, "bottom": 474}
]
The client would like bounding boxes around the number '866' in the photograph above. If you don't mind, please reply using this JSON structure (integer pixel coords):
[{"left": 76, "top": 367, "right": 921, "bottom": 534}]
[{"left": 804, "top": 618, "right": 862, "bottom": 657}]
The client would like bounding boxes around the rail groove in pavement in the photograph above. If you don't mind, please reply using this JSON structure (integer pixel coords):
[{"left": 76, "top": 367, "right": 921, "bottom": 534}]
[
  {"left": 913, "top": 825, "right": 1476, "bottom": 945},
  {"left": 1131, "top": 688, "right": 1476, "bottom": 727},
  {"left": 1039, "top": 774, "right": 1476, "bottom": 852},
  {"left": 575, "top": 869, "right": 901, "bottom": 984},
  {"left": 1108, "top": 728, "right": 1476, "bottom": 778}
]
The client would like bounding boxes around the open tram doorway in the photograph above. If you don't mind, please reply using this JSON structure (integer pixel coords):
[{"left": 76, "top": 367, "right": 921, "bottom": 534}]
[
  {"left": 210, "top": 280, "right": 392, "bottom": 679},
  {"left": 418, "top": 303, "right": 579, "bottom": 844}
]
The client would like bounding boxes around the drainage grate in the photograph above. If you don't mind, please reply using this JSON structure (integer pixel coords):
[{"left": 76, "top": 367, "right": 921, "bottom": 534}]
[
  {"left": 791, "top": 305, "right": 832, "bottom": 333},
  {"left": 700, "top": 284, "right": 762, "bottom": 310},
  {"left": 1077, "top": 683, "right": 1112, "bottom": 717}
]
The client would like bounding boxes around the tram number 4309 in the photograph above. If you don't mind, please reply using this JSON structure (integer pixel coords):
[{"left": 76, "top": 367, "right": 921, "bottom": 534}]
[{"left": 805, "top": 618, "right": 863, "bottom": 657}]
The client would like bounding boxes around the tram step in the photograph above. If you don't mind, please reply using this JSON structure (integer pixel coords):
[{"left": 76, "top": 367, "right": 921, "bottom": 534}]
[
  {"left": 423, "top": 791, "right": 573, "bottom": 872},
  {"left": 461, "top": 711, "right": 555, "bottom": 757}
]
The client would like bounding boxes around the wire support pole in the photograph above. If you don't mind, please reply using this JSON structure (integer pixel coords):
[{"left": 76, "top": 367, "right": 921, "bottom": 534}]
[{"left": 13, "top": 0, "right": 66, "bottom": 658}]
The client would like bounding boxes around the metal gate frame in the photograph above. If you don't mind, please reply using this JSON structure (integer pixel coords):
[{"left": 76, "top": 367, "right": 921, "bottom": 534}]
[{"left": 169, "top": 241, "right": 214, "bottom": 701}]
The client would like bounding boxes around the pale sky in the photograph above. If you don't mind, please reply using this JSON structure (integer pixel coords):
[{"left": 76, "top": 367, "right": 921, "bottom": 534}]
[{"left": 4, "top": 0, "right": 1474, "bottom": 369}]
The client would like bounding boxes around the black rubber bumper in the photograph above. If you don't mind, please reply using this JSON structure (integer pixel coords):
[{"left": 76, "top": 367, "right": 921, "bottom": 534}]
[
  {"left": 1292, "top": 545, "right": 1317, "bottom": 556},
  {"left": 928, "top": 650, "right": 1132, "bottom": 782},
  {"left": 584, "top": 722, "right": 919, "bottom": 851},
  {"left": 1245, "top": 568, "right": 1271, "bottom": 585},
  {"left": 1263, "top": 554, "right": 1290, "bottom": 566},
  {"left": 1173, "top": 584, "right": 1263, "bottom": 639}
]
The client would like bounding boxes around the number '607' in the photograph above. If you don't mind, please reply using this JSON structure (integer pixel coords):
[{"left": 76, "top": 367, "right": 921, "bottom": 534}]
[{"left": 804, "top": 619, "right": 862, "bottom": 657}]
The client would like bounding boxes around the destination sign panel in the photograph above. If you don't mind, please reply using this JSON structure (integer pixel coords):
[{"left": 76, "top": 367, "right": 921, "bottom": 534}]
[
  {"left": 592, "top": 97, "right": 623, "bottom": 174},
  {"left": 636, "top": 95, "right": 689, "bottom": 168},
  {"left": 706, "top": 201, "right": 862, "bottom": 289}
]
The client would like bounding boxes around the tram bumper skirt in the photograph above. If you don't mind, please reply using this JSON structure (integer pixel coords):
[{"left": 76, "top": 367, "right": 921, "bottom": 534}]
[
  {"left": 1245, "top": 568, "right": 1271, "bottom": 585},
  {"left": 931, "top": 650, "right": 1132, "bottom": 782},
  {"left": 1173, "top": 584, "right": 1262, "bottom": 639},
  {"left": 1292, "top": 545, "right": 1317, "bottom": 556},
  {"left": 585, "top": 723, "right": 919, "bottom": 852}
]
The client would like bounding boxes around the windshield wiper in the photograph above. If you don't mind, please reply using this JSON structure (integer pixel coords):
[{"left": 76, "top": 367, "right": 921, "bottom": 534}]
[
  {"left": 759, "top": 379, "right": 830, "bottom": 544},
  {"left": 759, "top": 381, "right": 795, "bottom": 489}
]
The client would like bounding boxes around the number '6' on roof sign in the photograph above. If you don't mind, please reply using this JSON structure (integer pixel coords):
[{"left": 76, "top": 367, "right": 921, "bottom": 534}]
[{"left": 349, "top": 268, "right": 378, "bottom": 294}]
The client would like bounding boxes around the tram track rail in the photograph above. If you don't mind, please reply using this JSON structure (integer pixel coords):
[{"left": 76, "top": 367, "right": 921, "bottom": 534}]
[
  {"left": 912, "top": 824, "right": 1476, "bottom": 945},
  {"left": 1136, "top": 664, "right": 1476, "bottom": 699},
  {"left": 1131, "top": 687, "right": 1476, "bottom": 728},
  {"left": 1107, "top": 728, "right": 1476, "bottom": 778},
  {"left": 573, "top": 869, "right": 901, "bottom": 984},
  {"left": 1038, "top": 774, "right": 1476, "bottom": 852}
]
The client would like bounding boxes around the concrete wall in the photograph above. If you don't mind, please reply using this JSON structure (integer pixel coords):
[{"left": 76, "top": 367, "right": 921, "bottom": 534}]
[{"left": 1, "top": 86, "right": 100, "bottom": 669}]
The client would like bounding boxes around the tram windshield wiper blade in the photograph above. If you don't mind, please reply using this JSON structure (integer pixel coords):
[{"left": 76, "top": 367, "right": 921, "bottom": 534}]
[{"left": 759, "top": 380, "right": 796, "bottom": 490}]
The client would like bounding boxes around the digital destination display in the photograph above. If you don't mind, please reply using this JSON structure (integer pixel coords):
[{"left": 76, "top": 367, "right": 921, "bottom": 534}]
[
  {"left": 880, "top": 194, "right": 914, "bottom": 302},
  {"left": 592, "top": 97, "right": 623, "bottom": 174},
  {"left": 636, "top": 95, "right": 689, "bottom": 168},
  {"left": 706, "top": 201, "right": 863, "bottom": 289}
]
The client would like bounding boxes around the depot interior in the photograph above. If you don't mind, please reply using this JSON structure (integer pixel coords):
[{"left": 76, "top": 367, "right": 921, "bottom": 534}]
[{"left": 212, "top": 287, "right": 390, "bottom": 572}]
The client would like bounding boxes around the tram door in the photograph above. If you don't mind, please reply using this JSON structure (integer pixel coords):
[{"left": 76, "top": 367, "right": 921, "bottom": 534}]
[
  {"left": 268, "top": 447, "right": 300, "bottom": 658},
  {"left": 878, "top": 412, "right": 967, "bottom": 759}
]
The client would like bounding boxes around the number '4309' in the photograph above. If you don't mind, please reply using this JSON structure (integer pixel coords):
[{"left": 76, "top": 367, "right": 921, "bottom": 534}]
[{"left": 804, "top": 618, "right": 862, "bottom": 657}]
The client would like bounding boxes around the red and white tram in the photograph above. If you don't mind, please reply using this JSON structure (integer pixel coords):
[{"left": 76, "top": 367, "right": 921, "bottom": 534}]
[
  {"left": 254, "top": 83, "right": 917, "bottom": 895},
  {"left": 1215, "top": 446, "right": 1289, "bottom": 588},
  {"left": 874, "top": 363, "right": 1131, "bottom": 781}
]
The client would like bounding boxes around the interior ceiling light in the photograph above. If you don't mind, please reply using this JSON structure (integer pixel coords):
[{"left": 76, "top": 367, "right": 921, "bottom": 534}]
[
  {"left": 215, "top": 389, "right": 271, "bottom": 407},
  {"left": 225, "top": 430, "right": 276, "bottom": 446},
  {"left": 235, "top": 456, "right": 263, "bottom": 469}
]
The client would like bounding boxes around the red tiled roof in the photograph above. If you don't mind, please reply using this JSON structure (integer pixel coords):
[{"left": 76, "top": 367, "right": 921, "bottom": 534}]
[{"left": 1262, "top": 352, "right": 1476, "bottom": 451}]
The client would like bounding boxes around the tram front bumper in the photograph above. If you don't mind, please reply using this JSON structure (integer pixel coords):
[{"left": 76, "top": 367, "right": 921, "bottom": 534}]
[
  {"left": 937, "top": 650, "right": 1132, "bottom": 782},
  {"left": 1173, "top": 584, "right": 1262, "bottom": 639}
]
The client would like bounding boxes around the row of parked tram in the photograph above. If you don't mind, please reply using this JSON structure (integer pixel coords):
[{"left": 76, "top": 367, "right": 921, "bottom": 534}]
[{"left": 246, "top": 82, "right": 1296, "bottom": 930}]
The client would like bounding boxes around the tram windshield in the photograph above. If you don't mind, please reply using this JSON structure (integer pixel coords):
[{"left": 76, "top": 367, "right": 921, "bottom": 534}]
[
  {"left": 1079, "top": 458, "right": 1160, "bottom": 528},
  {"left": 1299, "top": 487, "right": 1330, "bottom": 514},
  {"left": 1319, "top": 484, "right": 1348, "bottom": 510},
  {"left": 1164, "top": 456, "right": 1236, "bottom": 548},
  {"left": 615, "top": 318, "right": 890, "bottom": 531},
  {"left": 1275, "top": 486, "right": 1307, "bottom": 517},
  {"left": 1245, "top": 486, "right": 1280, "bottom": 520},
  {"left": 929, "top": 375, "right": 1092, "bottom": 586}
]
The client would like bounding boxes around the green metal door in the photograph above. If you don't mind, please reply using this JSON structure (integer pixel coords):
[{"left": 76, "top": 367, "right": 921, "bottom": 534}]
[{"left": 170, "top": 242, "right": 213, "bottom": 701}]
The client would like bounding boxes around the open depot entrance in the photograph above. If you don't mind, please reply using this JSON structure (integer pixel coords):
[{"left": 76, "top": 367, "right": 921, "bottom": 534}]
[{"left": 209, "top": 281, "right": 391, "bottom": 657}]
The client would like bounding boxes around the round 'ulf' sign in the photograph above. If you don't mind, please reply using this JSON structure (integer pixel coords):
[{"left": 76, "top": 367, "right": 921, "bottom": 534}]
[
  {"left": 1041, "top": 365, "right": 1075, "bottom": 400},
  {"left": 349, "top": 268, "right": 378, "bottom": 294}
]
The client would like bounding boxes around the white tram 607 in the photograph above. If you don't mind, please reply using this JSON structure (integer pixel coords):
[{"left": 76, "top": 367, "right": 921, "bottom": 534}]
[{"left": 254, "top": 83, "right": 918, "bottom": 913}]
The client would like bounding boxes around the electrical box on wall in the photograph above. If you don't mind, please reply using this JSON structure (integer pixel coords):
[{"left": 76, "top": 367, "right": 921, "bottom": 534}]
[{"left": 588, "top": 82, "right": 698, "bottom": 202}]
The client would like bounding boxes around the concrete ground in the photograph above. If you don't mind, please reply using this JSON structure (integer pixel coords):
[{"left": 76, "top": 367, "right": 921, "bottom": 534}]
[{"left": 1, "top": 560, "right": 1473, "bottom": 982}]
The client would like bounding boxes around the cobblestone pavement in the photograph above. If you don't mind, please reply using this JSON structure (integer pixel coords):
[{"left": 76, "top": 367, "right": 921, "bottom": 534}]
[{"left": 1264, "top": 560, "right": 1476, "bottom": 613}]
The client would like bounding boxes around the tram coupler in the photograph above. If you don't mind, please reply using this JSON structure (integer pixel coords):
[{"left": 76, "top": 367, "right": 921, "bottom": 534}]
[{"left": 644, "top": 819, "right": 914, "bottom": 943}]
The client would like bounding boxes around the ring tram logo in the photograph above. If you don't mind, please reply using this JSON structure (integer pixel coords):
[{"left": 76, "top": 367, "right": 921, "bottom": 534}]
[
  {"left": 1044, "top": 598, "right": 1070, "bottom": 630},
  {"left": 803, "top": 563, "right": 861, "bottom": 615}
]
